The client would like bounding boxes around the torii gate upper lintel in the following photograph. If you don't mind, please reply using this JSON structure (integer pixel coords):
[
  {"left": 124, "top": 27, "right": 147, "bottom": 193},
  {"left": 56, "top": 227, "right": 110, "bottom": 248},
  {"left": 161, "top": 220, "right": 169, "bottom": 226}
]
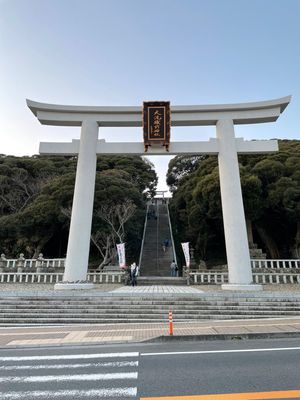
[
  {"left": 27, "top": 96, "right": 290, "bottom": 126},
  {"left": 27, "top": 96, "right": 291, "bottom": 291}
]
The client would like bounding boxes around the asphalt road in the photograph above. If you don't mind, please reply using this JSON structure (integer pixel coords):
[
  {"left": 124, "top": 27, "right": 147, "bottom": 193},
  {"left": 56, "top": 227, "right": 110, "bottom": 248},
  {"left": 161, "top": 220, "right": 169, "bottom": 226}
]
[{"left": 0, "top": 338, "right": 299, "bottom": 399}]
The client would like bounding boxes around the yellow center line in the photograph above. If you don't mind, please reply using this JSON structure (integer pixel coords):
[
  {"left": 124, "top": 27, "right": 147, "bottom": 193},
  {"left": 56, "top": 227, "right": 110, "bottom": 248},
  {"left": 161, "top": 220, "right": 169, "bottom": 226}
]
[{"left": 140, "top": 389, "right": 300, "bottom": 400}]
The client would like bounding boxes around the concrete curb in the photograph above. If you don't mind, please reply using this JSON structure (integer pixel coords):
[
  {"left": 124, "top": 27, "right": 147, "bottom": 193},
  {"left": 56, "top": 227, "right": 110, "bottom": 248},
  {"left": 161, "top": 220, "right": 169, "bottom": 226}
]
[{"left": 145, "top": 331, "right": 300, "bottom": 343}]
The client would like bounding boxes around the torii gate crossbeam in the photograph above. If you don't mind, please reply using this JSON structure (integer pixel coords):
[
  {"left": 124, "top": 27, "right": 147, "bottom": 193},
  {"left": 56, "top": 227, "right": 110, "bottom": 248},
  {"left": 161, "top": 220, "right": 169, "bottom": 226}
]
[{"left": 27, "top": 96, "right": 291, "bottom": 291}]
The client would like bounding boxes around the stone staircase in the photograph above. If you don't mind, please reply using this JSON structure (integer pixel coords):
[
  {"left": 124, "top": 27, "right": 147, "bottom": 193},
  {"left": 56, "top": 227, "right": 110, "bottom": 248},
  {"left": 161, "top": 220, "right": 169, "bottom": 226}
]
[
  {"left": 140, "top": 204, "right": 175, "bottom": 276},
  {"left": 137, "top": 277, "right": 186, "bottom": 285},
  {"left": 1, "top": 294, "right": 300, "bottom": 325}
]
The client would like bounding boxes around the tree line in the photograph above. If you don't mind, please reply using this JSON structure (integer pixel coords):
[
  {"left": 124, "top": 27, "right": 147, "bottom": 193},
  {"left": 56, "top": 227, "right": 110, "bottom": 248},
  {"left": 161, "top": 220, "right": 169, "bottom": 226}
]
[
  {"left": 167, "top": 140, "right": 300, "bottom": 266},
  {"left": 1, "top": 140, "right": 298, "bottom": 268},
  {"left": 0, "top": 154, "right": 157, "bottom": 267}
]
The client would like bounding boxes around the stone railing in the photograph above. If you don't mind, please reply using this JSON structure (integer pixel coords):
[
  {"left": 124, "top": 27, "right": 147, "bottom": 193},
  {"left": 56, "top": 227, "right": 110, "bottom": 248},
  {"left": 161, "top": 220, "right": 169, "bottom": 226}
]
[
  {"left": 0, "top": 253, "right": 125, "bottom": 284},
  {"left": 251, "top": 259, "right": 300, "bottom": 269},
  {"left": 253, "top": 272, "right": 300, "bottom": 284},
  {"left": 0, "top": 271, "right": 125, "bottom": 284},
  {"left": 0, "top": 253, "right": 65, "bottom": 272},
  {"left": 1, "top": 255, "right": 299, "bottom": 285},
  {"left": 189, "top": 271, "right": 300, "bottom": 285},
  {"left": 0, "top": 269, "right": 299, "bottom": 285},
  {"left": 3, "top": 256, "right": 298, "bottom": 272},
  {"left": 185, "top": 260, "right": 300, "bottom": 277},
  {"left": 189, "top": 271, "right": 228, "bottom": 285}
]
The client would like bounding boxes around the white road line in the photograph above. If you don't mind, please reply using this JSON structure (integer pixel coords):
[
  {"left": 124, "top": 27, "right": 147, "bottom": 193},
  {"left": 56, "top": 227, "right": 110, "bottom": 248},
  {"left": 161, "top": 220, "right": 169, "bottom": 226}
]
[
  {"left": 0, "top": 351, "right": 139, "bottom": 362},
  {"left": 0, "top": 387, "right": 137, "bottom": 399},
  {"left": 0, "top": 372, "right": 138, "bottom": 383},
  {"left": 0, "top": 360, "right": 139, "bottom": 371},
  {"left": 141, "top": 346, "right": 300, "bottom": 357}
]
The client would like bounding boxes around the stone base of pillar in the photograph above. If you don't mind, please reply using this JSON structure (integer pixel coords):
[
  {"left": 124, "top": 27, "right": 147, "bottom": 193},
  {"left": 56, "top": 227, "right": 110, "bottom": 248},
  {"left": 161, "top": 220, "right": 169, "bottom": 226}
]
[
  {"left": 54, "top": 282, "right": 94, "bottom": 291},
  {"left": 221, "top": 284, "right": 263, "bottom": 291}
]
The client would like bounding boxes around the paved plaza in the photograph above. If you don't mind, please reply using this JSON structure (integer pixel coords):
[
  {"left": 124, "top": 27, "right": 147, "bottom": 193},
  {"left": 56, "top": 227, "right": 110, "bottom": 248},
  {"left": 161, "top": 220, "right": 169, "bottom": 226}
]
[
  {"left": 112, "top": 286, "right": 203, "bottom": 294},
  {"left": 0, "top": 283, "right": 299, "bottom": 294}
]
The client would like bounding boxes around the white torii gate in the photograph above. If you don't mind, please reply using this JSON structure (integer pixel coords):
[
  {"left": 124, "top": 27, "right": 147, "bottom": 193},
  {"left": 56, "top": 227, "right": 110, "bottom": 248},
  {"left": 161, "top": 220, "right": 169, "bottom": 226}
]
[{"left": 27, "top": 96, "right": 291, "bottom": 291}]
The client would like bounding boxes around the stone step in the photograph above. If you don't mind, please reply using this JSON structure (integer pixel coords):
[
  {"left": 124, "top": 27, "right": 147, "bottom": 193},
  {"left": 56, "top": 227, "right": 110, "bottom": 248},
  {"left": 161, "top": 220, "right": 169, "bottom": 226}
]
[
  {"left": 1, "top": 303, "right": 300, "bottom": 314},
  {"left": 1, "top": 304, "right": 300, "bottom": 313},
  {"left": 0, "top": 314, "right": 292, "bottom": 325},
  {"left": 1, "top": 298, "right": 300, "bottom": 306},
  {"left": 1, "top": 298, "right": 299, "bottom": 324},
  {"left": 1, "top": 308, "right": 300, "bottom": 318},
  {"left": 1, "top": 309, "right": 299, "bottom": 319},
  {"left": 1, "top": 304, "right": 299, "bottom": 312},
  {"left": 0, "top": 292, "right": 299, "bottom": 298},
  {"left": 1, "top": 298, "right": 299, "bottom": 305},
  {"left": 138, "top": 278, "right": 185, "bottom": 284}
]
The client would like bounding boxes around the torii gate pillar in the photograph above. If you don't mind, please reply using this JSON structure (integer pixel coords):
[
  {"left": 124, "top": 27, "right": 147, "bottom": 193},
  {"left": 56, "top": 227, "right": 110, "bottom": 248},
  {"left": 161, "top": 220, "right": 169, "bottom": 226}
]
[
  {"left": 27, "top": 96, "right": 291, "bottom": 291},
  {"left": 59, "top": 120, "right": 99, "bottom": 289},
  {"left": 217, "top": 119, "right": 253, "bottom": 289}
]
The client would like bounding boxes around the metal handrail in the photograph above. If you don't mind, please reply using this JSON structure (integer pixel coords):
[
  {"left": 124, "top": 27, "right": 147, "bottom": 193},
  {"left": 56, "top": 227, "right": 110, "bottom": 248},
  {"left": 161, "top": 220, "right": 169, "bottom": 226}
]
[
  {"left": 167, "top": 201, "right": 178, "bottom": 267},
  {"left": 138, "top": 204, "right": 149, "bottom": 270},
  {"left": 166, "top": 202, "right": 178, "bottom": 265}
]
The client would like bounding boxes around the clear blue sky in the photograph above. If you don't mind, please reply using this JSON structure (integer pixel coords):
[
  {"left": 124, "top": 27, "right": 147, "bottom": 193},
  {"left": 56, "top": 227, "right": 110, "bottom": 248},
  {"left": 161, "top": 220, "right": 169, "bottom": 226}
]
[{"left": 0, "top": 0, "right": 299, "bottom": 192}]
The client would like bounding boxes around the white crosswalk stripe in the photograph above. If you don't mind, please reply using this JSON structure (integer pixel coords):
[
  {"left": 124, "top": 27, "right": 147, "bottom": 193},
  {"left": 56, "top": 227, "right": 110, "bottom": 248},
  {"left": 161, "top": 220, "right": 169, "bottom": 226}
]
[
  {"left": 0, "top": 360, "right": 138, "bottom": 370},
  {"left": 0, "top": 388, "right": 138, "bottom": 399},
  {"left": 0, "top": 351, "right": 139, "bottom": 362},
  {"left": 0, "top": 371, "right": 138, "bottom": 383},
  {"left": 0, "top": 351, "right": 139, "bottom": 399}
]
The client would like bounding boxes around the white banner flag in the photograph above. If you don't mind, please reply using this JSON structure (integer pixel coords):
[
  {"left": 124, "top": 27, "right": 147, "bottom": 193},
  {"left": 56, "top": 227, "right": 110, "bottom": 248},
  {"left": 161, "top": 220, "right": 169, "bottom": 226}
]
[
  {"left": 181, "top": 242, "right": 190, "bottom": 267},
  {"left": 116, "top": 243, "right": 126, "bottom": 268}
]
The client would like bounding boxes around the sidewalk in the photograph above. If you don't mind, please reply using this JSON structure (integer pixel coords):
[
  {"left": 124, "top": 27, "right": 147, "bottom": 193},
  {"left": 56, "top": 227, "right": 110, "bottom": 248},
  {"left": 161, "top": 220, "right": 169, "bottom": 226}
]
[{"left": 0, "top": 318, "right": 300, "bottom": 348}]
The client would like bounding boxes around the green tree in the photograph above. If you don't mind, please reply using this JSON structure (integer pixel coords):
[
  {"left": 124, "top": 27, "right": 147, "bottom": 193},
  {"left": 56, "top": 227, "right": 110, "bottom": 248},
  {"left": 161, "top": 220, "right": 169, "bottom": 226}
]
[
  {"left": 168, "top": 140, "right": 300, "bottom": 264},
  {"left": 0, "top": 155, "right": 157, "bottom": 262},
  {"left": 166, "top": 155, "right": 206, "bottom": 192}
]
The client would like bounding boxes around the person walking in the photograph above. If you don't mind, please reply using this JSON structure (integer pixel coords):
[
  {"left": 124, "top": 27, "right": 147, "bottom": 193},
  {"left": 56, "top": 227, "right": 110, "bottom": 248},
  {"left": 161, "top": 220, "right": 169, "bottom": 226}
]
[
  {"left": 130, "top": 262, "right": 139, "bottom": 287},
  {"left": 170, "top": 260, "right": 177, "bottom": 277}
]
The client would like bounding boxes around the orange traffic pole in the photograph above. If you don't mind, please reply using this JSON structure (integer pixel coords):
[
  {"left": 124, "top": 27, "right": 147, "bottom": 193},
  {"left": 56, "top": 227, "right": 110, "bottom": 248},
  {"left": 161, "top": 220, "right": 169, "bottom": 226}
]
[{"left": 169, "top": 310, "right": 173, "bottom": 336}]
